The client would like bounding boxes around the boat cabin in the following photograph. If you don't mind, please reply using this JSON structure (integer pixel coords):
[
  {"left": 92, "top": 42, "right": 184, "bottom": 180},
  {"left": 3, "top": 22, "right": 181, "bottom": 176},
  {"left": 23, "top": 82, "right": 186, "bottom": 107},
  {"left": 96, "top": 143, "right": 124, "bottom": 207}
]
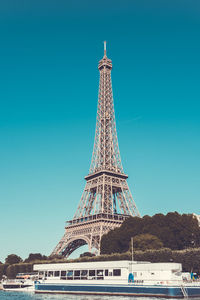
[{"left": 34, "top": 260, "right": 183, "bottom": 285}]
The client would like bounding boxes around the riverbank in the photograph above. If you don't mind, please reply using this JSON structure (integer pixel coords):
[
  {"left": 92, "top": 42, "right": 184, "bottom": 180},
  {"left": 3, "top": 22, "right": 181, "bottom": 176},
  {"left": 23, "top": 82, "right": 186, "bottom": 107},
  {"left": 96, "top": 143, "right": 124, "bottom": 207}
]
[{"left": 1, "top": 248, "right": 200, "bottom": 280}]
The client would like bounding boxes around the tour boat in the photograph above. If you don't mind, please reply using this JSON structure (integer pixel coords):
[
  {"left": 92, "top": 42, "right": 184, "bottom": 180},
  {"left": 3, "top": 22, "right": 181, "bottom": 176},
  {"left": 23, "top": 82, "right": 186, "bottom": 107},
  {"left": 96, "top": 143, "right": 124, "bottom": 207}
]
[{"left": 33, "top": 260, "right": 200, "bottom": 298}]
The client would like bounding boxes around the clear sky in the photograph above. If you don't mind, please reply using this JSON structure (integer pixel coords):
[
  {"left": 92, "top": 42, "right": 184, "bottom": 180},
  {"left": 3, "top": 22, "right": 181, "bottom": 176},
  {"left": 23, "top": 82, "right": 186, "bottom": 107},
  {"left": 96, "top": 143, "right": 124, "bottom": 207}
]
[{"left": 0, "top": 0, "right": 199, "bottom": 262}]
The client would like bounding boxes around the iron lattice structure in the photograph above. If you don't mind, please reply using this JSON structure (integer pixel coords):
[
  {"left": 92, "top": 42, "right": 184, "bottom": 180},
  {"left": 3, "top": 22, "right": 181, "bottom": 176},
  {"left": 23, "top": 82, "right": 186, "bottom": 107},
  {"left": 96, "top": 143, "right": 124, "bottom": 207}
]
[{"left": 51, "top": 43, "right": 140, "bottom": 257}]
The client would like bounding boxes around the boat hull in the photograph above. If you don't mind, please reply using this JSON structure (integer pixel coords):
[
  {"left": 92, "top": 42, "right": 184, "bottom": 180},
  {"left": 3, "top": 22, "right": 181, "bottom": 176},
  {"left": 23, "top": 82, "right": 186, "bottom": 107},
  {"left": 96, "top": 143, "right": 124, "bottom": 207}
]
[
  {"left": 3, "top": 283, "right": 34, "bottom": 292},
  {"left": 34, "top": 283, "right": 200, "bottom": 298},
  {"left": 3, "top": 287, "right": 34, "bottom": 292}
]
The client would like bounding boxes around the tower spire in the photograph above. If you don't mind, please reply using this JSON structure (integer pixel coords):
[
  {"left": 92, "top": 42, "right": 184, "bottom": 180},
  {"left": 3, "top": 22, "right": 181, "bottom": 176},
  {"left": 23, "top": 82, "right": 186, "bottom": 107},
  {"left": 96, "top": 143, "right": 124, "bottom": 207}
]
[{"left": 104, "top": 40, "right": 107, "bottom": 57}]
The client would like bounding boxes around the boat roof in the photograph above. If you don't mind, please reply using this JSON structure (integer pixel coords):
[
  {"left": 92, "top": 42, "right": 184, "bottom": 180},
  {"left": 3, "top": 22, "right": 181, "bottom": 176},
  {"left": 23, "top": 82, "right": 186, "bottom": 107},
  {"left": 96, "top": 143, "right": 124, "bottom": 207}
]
[{"left": 33, "top": 260, "right": 181, "bottom": 271}]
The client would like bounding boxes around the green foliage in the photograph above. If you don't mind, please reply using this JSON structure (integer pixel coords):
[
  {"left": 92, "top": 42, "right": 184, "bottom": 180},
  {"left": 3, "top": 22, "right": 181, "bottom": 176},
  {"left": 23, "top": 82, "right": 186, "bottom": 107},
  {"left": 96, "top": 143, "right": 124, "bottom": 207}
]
[
  {"left": 24, "top": 253, "right": 48, "bottom": 262},
  {"left": 134, "top": 248, "right": 173, "bottom": 263},
  {"left": 0, "top": 264, "right": 9, "bottom": 280},
  {"left": 80, "top": 252, "right": 96, "bottom": 258},
  {"left": 49, "top": 254, "right": 67, "bottom": 260},
  {"left": 6, "top": 263, "right": 34, "bottom": 279},
  {"left": 5, "top": 254, "right": 22, "bottom": 265},
  {"left": 131, "top": 234, "right": 163, "bottom": 251},
  {"left": 172, "top": 249, "right": 200, "bottom": 273},
  {"left": 101, "top": 212, "right": 200, "bottom": 254},
  {"left": 6, "top": 264, "right": 18, "bottom": 279}
]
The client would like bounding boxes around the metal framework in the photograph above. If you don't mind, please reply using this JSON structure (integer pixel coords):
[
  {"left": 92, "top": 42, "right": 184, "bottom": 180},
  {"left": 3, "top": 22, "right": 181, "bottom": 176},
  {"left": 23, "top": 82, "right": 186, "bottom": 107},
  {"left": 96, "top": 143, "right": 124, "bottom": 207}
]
[{"left": 51, "top": 42, "right": 140, "bottom": 257}]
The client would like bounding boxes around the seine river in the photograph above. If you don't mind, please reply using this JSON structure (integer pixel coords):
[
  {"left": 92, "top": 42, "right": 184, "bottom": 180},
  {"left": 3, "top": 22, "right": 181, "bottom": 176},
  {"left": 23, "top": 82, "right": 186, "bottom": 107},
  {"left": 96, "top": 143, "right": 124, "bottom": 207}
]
[
  {"left": 1, "top": 292, "right": 200, "bottom": 300},
  {"left": 0, "top": 292, "right": 169, "bottom": 300}
]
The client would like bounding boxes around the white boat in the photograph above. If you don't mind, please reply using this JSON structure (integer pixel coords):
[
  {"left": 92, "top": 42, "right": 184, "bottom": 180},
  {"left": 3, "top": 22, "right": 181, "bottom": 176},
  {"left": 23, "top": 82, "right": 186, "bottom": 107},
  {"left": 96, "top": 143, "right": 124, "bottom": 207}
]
[
  {"left": 2, "top": 279, "right": 34, "bottom": 291},
  {"left": 2, "top": 272, "right": 37, "bottom": 292},
  {"left": 33, "top": 260, "right": 200, "bottom": 298}
]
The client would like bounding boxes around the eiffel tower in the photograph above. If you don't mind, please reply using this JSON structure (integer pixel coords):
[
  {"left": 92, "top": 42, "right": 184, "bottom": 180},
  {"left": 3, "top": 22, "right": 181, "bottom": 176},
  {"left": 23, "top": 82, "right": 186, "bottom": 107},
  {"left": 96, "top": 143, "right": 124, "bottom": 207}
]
[{"left": 51, "top": 42, "right": 140, "bottom": 257}]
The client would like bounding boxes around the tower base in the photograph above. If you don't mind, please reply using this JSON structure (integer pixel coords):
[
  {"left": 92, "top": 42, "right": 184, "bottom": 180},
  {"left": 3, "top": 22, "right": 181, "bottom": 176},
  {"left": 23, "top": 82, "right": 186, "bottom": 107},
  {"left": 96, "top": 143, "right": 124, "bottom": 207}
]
[{"left": 51, "top": 214, "right": 129, "bottom": 257}]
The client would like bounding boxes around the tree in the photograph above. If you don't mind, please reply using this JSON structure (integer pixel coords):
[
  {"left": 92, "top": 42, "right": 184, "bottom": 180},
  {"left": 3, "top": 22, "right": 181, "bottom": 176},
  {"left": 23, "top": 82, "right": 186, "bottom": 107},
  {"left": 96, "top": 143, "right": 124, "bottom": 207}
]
[
  {"left": 49, "top": 254, "right": 64, "bottom": 260},
  {"left": 5, "top": 254, "right": 22, "bottom": 265},
  {"left": 130, "top": 234, "right": 163, "bottom": 251},
  {"left": 100, "top": 212, "right": 200, "bottom": 254},
  {"left": 24, "top": 253, "right": 47, "bottom": 262},
  {"left": 80, "top": 252, "right": 95, "bottom": 258}
]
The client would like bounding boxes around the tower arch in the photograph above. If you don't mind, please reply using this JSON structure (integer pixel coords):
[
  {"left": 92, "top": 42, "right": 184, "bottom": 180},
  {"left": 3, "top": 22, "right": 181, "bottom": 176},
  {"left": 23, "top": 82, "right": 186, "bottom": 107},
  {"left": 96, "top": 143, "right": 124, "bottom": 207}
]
[{"left": 61, "top": 236, "right": 92, "bottom": 258}]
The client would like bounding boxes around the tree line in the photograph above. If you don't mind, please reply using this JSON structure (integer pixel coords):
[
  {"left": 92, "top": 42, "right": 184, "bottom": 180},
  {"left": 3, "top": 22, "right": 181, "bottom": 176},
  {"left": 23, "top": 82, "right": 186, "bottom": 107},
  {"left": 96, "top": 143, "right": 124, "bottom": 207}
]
[
  {"left": 1, "top": 248, "right": 200, "bottom": 279},
  {"left": 2, "top": 253, "right": 48, "bottom": 265},
  {"left": 0, "top": 253, "right": 64, "bottom": 279}
]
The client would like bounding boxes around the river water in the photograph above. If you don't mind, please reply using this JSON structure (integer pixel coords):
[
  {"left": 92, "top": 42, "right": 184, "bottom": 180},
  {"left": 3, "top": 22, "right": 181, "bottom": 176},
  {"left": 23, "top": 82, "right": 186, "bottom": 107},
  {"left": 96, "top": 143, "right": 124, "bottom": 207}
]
[{"left": 0, "top": 292, "right": 170, "bottom": 300}]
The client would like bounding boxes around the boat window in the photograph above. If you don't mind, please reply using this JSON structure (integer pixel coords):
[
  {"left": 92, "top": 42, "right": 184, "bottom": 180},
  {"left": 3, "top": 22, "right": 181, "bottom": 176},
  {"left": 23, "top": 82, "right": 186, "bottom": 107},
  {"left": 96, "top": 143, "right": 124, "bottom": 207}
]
[
  {"left": 113, "top": 269, "right": 121, "bottom": 276},
  {"left": 81, "top": 270, "right": 88, "bottom": 279},
  {"left": 74, "top": 270, "right": 80, "bottom": 276},
  {"left": 45, "top": 271, "right": 48, "bottom": 277},
  {"left": 81, "top": 270, "right": 88, "bottom": 276},
  {"left": 97, "top": 270, "right": 103, "bottom": 276},
  {"left": 89, "top": 270, "right": 95, "bottom": 276},
  {"left": 48, "top": 271, "right": 54, "bottom": 277},
  {"left": 39, "top": 271, "right": 44, "bottom": 276},
  {"left": 61, "top": 271, "right": 66, "bottom": 276},
  {"left": 54, "top": 271, "right": 60, "bottom": 277},
  {"left": 96, "top": 269, "right": 104, "bottom": 280},
  {"left": 109, "top": 272, "right": 112, "bottom": 276},
  {"left": 67, "top": 270, "right": 73, "bottom": 279},
  {"left": 38, "top": 271, "right": 44, "bottom": 279},
  {"left": 81, "top": 270, "right": 88, "bottom": 277},
  {"left": 74, "top": 270, "right": 80, "bottom": 280},
  {"left": 105, "top": 269, "right": 108, "bottom": 276}
]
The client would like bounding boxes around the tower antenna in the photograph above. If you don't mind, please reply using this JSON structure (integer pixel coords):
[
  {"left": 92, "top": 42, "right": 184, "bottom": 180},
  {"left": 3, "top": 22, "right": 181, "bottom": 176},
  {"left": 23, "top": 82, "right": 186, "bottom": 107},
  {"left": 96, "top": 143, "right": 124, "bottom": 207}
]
[{"left": 104, "top": 41, "right": 107, "bottom": 57}]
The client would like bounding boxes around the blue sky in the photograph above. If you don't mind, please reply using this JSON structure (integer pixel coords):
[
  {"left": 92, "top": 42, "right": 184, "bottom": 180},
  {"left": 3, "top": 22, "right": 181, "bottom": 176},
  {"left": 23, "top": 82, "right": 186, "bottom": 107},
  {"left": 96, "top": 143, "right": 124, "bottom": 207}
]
[{"left": 0, "top": 0, "right": 199, "bottom": 262}]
